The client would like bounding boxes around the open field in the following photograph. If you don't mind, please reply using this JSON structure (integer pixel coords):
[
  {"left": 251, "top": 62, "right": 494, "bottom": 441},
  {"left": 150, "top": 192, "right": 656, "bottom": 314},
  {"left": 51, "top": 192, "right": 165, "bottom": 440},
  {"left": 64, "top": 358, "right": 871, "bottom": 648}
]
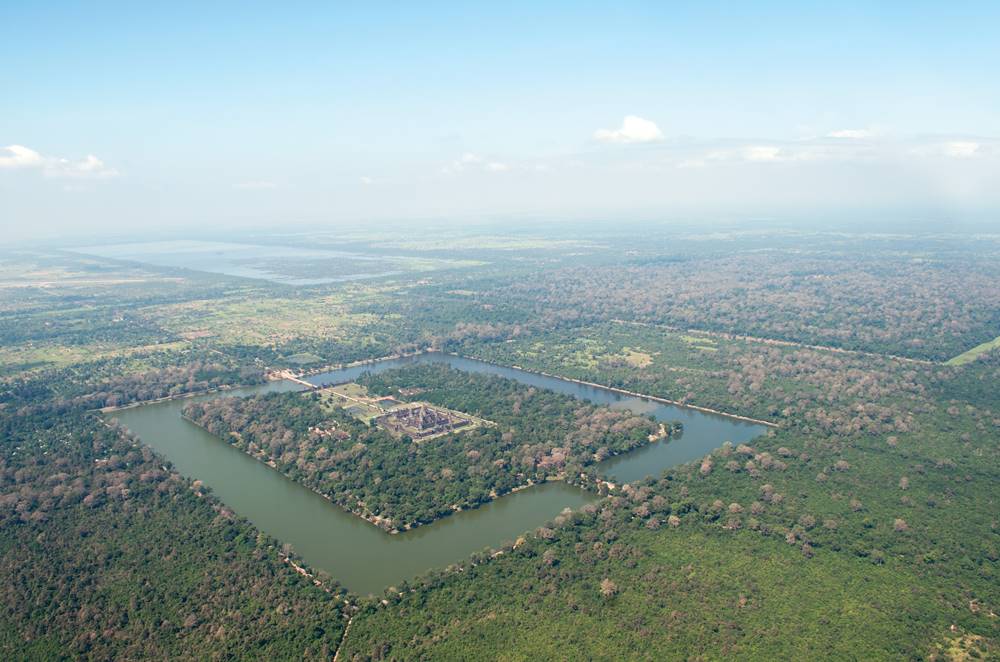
[
  {"left": 318, "top": 383, "right": 389, "bottom": 423},
  {"left": 0, "top": 340, "right": 191, "bottom": 378},
  {"left": 945, "top": 335, "right": 1000, "bottom": 365},
  {"left": 132, "top": 288, "right": 407, "bottom": 367},
  {"left": 71, "top": 240, "right": 483, "bottom": 286},
  {"left": 318, "top": 382, "right": 490, "bottom": 438},
  {"left": 619, "top": 347, "right": 655, "bottom": 368}
]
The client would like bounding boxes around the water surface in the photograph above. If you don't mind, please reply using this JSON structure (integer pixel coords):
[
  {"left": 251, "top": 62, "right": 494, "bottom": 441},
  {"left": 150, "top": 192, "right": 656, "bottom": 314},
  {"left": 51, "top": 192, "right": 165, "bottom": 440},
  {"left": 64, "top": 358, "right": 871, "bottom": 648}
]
[
  {"left": 115, "top": 354, "right": 763, "bottom": 594},
  {"left": 307, "top": 353, "right": 765, "bottom": 483},
  {"left": 71, "top": 240, "right": 454, "bottom": 285}
]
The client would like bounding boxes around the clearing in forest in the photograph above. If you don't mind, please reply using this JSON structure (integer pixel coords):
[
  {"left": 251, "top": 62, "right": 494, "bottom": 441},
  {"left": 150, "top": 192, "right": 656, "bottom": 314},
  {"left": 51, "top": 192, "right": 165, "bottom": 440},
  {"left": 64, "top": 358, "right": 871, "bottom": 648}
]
[
  {"left": 945, "top": 335, "right": 1000, "bottom": 366},
  {"left": 318, "top": 382, "right": 490, "bottom": 440}
]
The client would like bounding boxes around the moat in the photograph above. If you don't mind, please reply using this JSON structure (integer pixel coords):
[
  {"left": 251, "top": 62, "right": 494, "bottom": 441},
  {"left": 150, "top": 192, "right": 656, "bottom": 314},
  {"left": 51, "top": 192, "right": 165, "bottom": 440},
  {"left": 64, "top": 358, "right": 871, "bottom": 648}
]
[{"left": 113, "top": 353, "right": 764, "bottom": 595}]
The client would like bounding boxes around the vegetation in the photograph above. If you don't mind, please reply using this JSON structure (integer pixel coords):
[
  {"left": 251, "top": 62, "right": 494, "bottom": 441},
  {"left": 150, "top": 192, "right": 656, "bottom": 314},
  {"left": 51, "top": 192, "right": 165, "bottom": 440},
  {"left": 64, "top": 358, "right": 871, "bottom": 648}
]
[
  {"left": 946, "top": 334, "right": 1000, "bottom": 366},
  {"left": 0, "top": 407, "right": 346, "bottom": 660},
  {"left": 3, "top": 358, "right": 264, "bottom": 415},
  {"left": 341, "top": 324, "right": 1000, "bottom": 658},
  {"left": 343, "top": 527, "right": 955, "bottom": 660},
  {"left": 434, "top": 249, "right": 1000, "bottom": 361},
  {"left": 182, "top": 364, "right": 669, "bottom": 530},
  {"left": 2, "top": 229, "right": 999, "bottom": 659}
]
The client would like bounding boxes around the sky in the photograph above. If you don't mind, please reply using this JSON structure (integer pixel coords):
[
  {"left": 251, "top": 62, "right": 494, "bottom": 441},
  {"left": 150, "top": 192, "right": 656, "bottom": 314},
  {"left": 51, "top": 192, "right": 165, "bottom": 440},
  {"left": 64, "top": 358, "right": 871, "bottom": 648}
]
[{"left": 2, "top": 1, "right": 999, "bottom": 241}]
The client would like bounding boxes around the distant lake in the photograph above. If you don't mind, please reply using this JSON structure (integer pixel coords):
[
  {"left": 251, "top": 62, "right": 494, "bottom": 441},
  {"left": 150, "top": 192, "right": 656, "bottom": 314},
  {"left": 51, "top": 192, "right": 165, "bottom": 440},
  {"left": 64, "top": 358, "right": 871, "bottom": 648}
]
[
  {"left": 114, "top": 354, "right": 764, "bottom": 595},
  {"left": 71, "top": 239, "right": 466, "bottom": 285}
]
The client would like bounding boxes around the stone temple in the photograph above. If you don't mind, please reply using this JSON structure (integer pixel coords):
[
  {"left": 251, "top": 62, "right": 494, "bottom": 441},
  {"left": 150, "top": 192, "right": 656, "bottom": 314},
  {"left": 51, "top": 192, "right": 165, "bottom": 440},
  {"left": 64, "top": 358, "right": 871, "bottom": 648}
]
[{"left": 375, "top": 403, "right": 474, "bottom": 440}]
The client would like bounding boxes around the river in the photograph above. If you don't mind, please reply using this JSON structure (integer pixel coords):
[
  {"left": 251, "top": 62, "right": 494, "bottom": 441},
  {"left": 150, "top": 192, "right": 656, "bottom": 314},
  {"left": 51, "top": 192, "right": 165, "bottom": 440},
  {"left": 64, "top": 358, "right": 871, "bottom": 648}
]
[{"left": 113, "top": 353, "right": 763, "bottom": 595}]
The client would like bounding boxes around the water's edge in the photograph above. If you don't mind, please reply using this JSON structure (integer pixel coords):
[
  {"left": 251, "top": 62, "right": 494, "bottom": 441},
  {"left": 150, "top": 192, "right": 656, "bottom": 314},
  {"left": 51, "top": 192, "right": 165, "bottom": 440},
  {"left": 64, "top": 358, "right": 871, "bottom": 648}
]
[{"left": 112, "top": 353, "right": 764, "bottom": 594}]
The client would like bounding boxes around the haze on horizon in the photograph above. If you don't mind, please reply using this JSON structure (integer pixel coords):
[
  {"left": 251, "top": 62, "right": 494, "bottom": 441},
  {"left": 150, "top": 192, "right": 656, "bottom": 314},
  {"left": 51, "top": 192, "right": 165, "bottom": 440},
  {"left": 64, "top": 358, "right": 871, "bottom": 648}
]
[{"left": 2, "top": 2, "right": 999, "bottom": 242}]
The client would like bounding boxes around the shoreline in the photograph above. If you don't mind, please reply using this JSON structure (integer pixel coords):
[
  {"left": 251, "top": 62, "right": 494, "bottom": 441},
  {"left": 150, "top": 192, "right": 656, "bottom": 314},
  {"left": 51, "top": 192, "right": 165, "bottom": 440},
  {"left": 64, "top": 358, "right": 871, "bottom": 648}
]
[
  {"left": 179, "top": 413, "right": 404, "bottom": 533},
  {"left": 94, "top": 340, "right": 773, "bottom": 431},
  {"left": 296, "top": 349, "right": 778, "bottom": 427},
  {"left": 177, "top": 406, "right": 676, "bottom": 536},
  {"left": 178, "top": 413, "right": 585, "bottom": 535},
  {"left": 525, "top": 369, "right": 778, "bottom": 427},
  {"left": 96, "top": 381, "right": 266, "bottom": 413},
  {"left": 105, "top": 348, "right": 755, "bottom": 540},
  {"left": 286, "top": 350, "right": 430, "bottom": 379},
  {"left": 440, "top": 351, "right": 779, "bottom": 428}
]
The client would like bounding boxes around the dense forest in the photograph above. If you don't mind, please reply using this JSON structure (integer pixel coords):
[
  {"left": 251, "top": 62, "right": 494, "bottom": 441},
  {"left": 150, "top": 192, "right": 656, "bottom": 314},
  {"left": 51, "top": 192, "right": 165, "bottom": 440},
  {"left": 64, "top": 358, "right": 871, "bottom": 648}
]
[
  {"left": 342, "top": 334, "right": 1000, "bottom": 659},
  {"left": 1, "top": 233, "right": 999, "bottom": 659},
  {"left": 3, "top": 360, "right": 265, "bottom": 416},
  {"left": 183, "top": 364, "right": 669, "bottom": 530},
  {"left": 431, "top": 251, "right": 1000, "bottom": 361},
  {"left": 464, "top": 323, "right": 999, "bottom": 569},
  {"left": 0, "top": 404, "right": 346, "bottom": 659}
]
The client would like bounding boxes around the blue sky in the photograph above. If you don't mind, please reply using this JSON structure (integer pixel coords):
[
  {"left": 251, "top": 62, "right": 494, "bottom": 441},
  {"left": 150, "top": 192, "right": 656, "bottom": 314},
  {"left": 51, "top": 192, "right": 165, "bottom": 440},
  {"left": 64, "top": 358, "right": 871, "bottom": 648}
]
[{"left": 2, "top": 2, "right": 999, "bottom": 239}]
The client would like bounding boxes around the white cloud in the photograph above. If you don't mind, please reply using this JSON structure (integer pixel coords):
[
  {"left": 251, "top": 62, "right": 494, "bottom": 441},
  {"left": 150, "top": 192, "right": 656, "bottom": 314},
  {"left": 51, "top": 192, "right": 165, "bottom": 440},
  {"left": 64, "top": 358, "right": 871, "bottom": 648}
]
[
  {"left": 827, "top": 128, "right": 874, "bottom": 139},
  {"left": 47, "top": 154, "right": 119, "bottom": 179},
  {"left": 670, "top": 134, "right": 1000, "bottom": 174},
  {"left": 943, "top": 141, "right": 980, "bottom": 158},
  {"left": 676, "top": 141, "right": 868, "bottom": 168},
  {"left": 679, "top": 145, "right": 794, "bottom": 166},
  {"left": 594, "top": 115, "right": 664, "bottom": 144},
  {"left": 442, "top": 152, "right": 510, "bottom": 174},
  {"left": 360, "top": 176, "right": 374, "bottom": 185},
  {"left": 0, "top": 145, "right": 44, "bottom": 169},
  {"left": 742, "top": 145, "right": 782, "bottom": 162},
  {"left": 442, "top": 153, "right": 479, "bottom": 174},
  {"left": 909, "top": 140, "right": 984, "bottom": 159},
  {"left": 0, "top": 144, "right": 118, "bottom": 179}
]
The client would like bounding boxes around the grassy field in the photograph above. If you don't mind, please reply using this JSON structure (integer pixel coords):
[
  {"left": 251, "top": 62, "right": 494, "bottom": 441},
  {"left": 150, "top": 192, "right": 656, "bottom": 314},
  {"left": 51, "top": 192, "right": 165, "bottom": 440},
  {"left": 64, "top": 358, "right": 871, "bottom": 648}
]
[
  {"left": 0, "top": 340, "right": 191, "bottom": 377},
  {"left": 681, "top": 333, "right": 720, "bottom": 352},
  {"left": 619, "top": 347, "right": 655, "bottom": 368},
  {"left": 318, "top": 383, "right": 386, "bottom": 423},
  {"left": 945, "top": 335, "right": 1000, "bottom": 365},
  {"left": 478, "top": 324, "right": 734, "bottom": 381},
  {"left": 319, "top": 382, "right": 491, "bottom": 438},
  {"left": 137, "top": 291, "right": 391, "bottom": 348},
  {"left": 285, "top": 352, "right": 325, "bottom": 365}
]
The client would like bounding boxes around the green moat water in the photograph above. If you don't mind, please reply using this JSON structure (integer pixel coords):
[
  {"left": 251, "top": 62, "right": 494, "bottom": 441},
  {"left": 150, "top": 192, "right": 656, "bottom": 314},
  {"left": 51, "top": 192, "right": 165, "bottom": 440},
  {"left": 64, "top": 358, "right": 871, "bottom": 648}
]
[{"left": 114, "top": 353, "right": 763, "bottom": 595}]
